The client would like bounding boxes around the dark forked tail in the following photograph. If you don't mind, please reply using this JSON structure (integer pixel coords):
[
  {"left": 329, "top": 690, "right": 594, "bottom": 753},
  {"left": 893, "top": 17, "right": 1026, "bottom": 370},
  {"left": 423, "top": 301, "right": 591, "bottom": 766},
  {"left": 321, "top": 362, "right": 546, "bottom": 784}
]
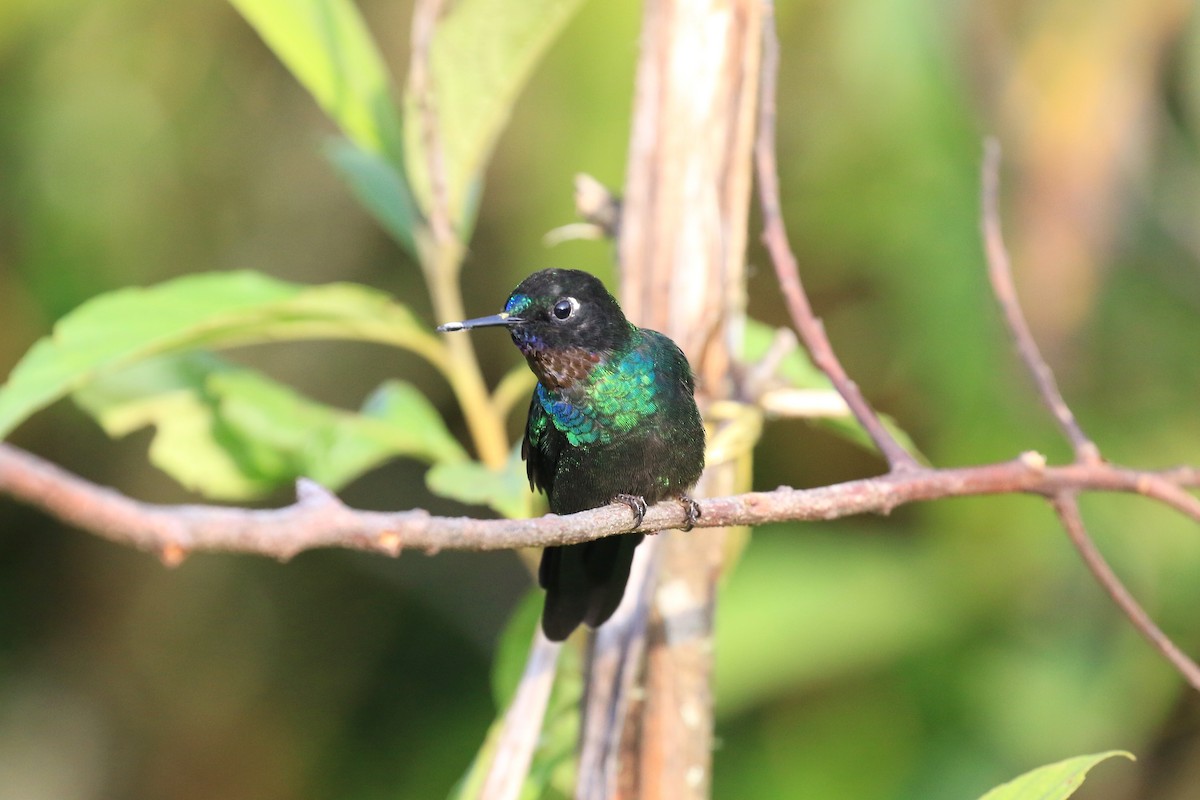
[{"left": 538, "top": 534, "right": 645, "bottom": 641}]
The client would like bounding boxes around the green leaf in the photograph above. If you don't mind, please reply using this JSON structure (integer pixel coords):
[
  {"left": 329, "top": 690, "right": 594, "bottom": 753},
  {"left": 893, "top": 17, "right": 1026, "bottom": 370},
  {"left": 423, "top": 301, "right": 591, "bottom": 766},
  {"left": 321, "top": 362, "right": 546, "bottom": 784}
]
[
  {"left": 977, "top": 751, "right": 1134, "bottom": 800},
  {"left": 425, "top": 448, "right": 533, "bottom": 520},
  {"left": 490, "top": 589, "right": 544, "bottom": 710},
  {"left": 0, "top": 271, "right": 443, "bottom": 441},
  {"left": 227, "top": 0, "right": 403, "bottom": 161},
  {"left": 325, "top": 137, "right": 420, "bottom": 254},
  {"left": 742, "top": 317, "right": 829, "bottom": 389},
  {"left": 716, "top": 533, "right": 973, "bottom": 715},
  {"left": 402, "top": 0, "right": 587, "bottom": 234},
  {"left": 214, "top": 372, "right": 469, "bottom": 491},
  {"left": 75, "top": 353, "right": 274, "bottom": 498},
  {"left": 75, "top": 353, "right": 466, "bottom": 500}
]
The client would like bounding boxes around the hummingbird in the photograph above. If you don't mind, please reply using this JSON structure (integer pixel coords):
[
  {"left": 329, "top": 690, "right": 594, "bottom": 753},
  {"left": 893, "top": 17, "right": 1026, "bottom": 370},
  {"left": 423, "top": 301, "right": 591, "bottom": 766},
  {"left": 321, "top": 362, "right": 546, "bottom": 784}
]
[{"left": 438, "top": 269, "right": 706, "bottom": 641}]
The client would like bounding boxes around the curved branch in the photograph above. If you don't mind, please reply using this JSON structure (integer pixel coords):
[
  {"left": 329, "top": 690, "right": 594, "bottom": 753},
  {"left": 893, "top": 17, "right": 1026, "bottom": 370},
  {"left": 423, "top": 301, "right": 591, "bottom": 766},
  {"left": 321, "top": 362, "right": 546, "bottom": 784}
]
[
  {"left": 978, "top": 140, "right": 1200, "bottom": 689},
  {"left": 1, "top": 442, "right": 1195, "bottom": 563},
  {"left": 1053, "top": 493, "right": 1200, "bottom": 691},
  {"left": 981, "top": 139, "right": 1102, "bottom": 464},
  {"left": 755, "top": 5, "right": 919, "bottom": 473}
]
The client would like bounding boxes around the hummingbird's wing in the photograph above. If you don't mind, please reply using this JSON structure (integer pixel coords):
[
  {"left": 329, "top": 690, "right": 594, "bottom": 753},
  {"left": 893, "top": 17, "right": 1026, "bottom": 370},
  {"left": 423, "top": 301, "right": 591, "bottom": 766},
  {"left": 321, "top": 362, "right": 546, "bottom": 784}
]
[
  {"left": 521, "top": 388, "right": 557, "bottom": 496},
  {"left": 522, "top": 388, "right": 591, "bottom": 639}
]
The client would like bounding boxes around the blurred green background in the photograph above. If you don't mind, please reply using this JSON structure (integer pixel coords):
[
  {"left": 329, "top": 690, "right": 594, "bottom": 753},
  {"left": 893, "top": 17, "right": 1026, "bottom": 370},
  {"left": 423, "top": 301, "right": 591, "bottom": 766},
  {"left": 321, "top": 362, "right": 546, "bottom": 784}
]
[{"left": 2, "top": 1, "right": 1199, "bottom": 798}]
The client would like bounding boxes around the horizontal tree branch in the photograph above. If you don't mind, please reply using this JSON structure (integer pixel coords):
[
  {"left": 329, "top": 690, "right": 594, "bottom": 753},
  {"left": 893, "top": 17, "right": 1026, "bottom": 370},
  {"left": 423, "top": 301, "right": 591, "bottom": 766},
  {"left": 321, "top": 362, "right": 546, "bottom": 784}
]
[{"left": 1, "top": 442, "right": 1195, "bottom": 564}]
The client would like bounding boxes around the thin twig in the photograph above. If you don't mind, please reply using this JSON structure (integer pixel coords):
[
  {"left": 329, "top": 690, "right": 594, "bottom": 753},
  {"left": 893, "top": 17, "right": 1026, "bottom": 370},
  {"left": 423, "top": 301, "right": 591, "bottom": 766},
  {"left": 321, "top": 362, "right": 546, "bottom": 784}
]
[
  {"left": 980, "top": 139, "right": 1200, "bottom": 690},
  {"left": 980, "top": 138, "right": 1102, "bottom": 464},
  {"left": 2, "top": 442, "right": 1196, "bottom": 563},
  {"left": 754, "top": 3, "right": 919, "bottom": 473},
  {"left": 1053, "top": 493, "right": 1200, "bottom": 691}
]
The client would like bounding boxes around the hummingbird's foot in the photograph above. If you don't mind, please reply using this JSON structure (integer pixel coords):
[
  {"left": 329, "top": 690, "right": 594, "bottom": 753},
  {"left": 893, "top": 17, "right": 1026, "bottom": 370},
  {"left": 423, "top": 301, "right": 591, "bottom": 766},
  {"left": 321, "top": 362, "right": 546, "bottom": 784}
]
[
  {"left": 613, "top": 494, "right": 648, "bottom": 529},
  {"left": 678, "top": 495, "right": 702, "bottom": 532}
]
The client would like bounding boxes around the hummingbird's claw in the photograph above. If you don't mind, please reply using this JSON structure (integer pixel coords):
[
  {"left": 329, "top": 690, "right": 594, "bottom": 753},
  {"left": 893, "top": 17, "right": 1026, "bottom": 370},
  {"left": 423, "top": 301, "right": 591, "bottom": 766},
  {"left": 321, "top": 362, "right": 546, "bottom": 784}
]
[
  {"left": 613, "top": 494, "right": 648, "bottom": 529},
  {"left": 678, "top": 495, "right": 701, "bottom": 532}
]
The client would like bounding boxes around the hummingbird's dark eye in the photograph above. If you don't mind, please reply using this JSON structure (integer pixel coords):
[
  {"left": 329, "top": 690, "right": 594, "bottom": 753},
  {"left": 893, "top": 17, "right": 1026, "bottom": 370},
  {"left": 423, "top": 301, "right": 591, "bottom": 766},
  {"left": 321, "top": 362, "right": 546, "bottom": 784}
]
[{"left": 552, "top": 298, "right": 578, "bottom": 321}]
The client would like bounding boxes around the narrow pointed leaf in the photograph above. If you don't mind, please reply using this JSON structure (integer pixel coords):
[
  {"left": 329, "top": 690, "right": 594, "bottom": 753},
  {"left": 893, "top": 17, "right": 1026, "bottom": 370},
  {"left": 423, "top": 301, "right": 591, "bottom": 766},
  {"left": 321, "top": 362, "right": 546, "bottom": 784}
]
[
  {"left": 402, "top": 0, "right": 586, "bottom": 233},
  {"left": 228, "top": 0, "right": 403, "bottom": 160},
  {"left": 325, "top": 137, "right": 420, "bottom": 254},
  {"left": 977, "top": 751, "right": 1134, "bottom": 800},
  {"left": 450, "top": 593, "right": 580, "bottom": 800}
]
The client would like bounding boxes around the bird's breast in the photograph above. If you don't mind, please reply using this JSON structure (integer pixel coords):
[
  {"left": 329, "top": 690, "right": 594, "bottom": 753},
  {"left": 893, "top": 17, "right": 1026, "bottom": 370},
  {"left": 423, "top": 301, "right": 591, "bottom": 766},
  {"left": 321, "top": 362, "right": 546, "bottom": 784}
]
[{"left": 523, "top": 345, "right": 603, "bottom": 390}]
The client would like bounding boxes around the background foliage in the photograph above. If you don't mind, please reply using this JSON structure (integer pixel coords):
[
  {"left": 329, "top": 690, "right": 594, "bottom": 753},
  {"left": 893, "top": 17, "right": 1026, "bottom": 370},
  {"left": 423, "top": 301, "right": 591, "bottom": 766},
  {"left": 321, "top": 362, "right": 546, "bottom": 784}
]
[{"left": 1, "top": 1, "right": 1198, "bottom": 798}]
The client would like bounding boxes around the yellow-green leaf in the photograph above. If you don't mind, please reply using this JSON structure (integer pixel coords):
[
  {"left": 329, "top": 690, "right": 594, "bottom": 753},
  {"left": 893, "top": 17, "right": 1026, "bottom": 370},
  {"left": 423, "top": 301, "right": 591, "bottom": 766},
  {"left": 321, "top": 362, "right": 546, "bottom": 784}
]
[
  {"left": 75, "top": 354, "right": 466, "bottom": 500},
  {"left": 978, "top": 751, "right": 1135, "bottom": 800},
  {"left": 402, "top": 0, "right": 586, "bottom": 235},
  {"left": 228, "top": 0, "right": 403, "bottom": 161},
  {"left": 425, "top": 448, "right": 533, "bottom": 520},
  {"left": 0, "top": 271, "right": 442, "bottom": 440}
]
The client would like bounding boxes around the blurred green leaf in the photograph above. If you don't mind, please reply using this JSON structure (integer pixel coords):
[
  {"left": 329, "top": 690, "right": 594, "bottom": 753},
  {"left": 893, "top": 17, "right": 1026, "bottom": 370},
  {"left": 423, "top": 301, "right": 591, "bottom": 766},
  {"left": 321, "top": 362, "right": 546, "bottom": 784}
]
[
  {"left": 715, "top": 532, "right": 975, "bottom": 715},
  {"left": 325, "top": 137, "right": 420, "bottom": 254},
  {"left": 426, "top": 448, "right": 532, "bottom": 519},
  {"left": 977, "top": 751, "right": 1134, "bottom": 800},
  {"left": 742, "top": 318, "right": 923, "bottom": 461},
  {"left": 742, "top": 318, "right": 828, "bottom": 388},
  {"left": 75, "top": 353, "right": 467, "bottom": 499},
  {"left": 402, "top": 0, "right": 586, "bottom": 234},
  {"left": 227, "top": 0, "right": 403, "bottom": 160},
  {"left": 490, "top": 590, "right": 544, "bottom": 710},
  {"left": 0, "top": 271, "right": 443, "bottom": 440}
]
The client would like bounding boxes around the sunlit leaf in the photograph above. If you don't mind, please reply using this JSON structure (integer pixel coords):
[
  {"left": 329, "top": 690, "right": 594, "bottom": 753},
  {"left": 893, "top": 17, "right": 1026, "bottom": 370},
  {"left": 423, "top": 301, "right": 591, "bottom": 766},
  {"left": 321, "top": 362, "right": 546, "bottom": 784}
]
[
  {"left": 402, "top": 0, "right": 586, "bottom": 235},
  {"left": 214, "top": 372, "right": 468, "bottom": 491},
  {"left": 426, "top": 448, "right": 532, "bottom": 519},
  {"left": 227, "top": 0, "right": 403, "bottom": 160},
  {"left": 75, "top": 353, "right": 466, "bottom": 499},
  {"left": 0, "top": 271, "right": 443, "bottom": 440},
  {"left": 75, "top": 353, "right": 272, "bottom": 498},
  {"left": 977, "top": 751, "right": 1134, "bottom": 800}
]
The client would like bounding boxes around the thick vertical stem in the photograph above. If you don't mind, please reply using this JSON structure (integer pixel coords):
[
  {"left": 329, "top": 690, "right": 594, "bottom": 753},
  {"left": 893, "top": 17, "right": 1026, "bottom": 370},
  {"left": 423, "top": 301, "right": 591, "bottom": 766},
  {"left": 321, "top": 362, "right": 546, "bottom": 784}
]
[{"left": 612, "top": 0, "right": 763, "bottom": 797}]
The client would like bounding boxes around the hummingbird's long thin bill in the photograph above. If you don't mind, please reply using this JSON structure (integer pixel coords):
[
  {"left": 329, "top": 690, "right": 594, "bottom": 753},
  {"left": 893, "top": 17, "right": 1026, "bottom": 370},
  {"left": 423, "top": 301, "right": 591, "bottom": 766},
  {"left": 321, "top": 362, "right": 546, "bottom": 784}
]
[{"left": 436, "top": 312, "right": 521, "bottom": 332}]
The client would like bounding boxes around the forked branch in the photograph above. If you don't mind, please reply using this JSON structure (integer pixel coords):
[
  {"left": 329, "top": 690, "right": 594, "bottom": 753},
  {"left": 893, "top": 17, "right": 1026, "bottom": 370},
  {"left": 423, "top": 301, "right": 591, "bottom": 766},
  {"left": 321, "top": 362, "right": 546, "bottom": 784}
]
[{"left": 980, "top": 140, "right": 1200, "bottom": 690}]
